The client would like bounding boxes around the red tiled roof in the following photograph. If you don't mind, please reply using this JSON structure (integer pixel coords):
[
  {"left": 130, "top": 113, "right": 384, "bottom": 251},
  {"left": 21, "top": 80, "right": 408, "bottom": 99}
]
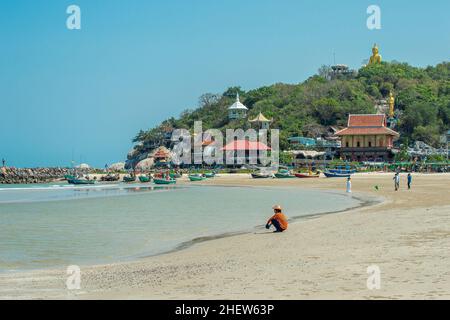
[
  {"left": 336, "top": 127, "right": 399, "bottom": 136},
  {"left": 221, "top": 140, "right": 271, "bottom": 151},
  {"left": 336, "top": 114, "right": 399, "bottom": 136},
  {"left": 348, "top": 114, "right": 386, "bottom": 127}
]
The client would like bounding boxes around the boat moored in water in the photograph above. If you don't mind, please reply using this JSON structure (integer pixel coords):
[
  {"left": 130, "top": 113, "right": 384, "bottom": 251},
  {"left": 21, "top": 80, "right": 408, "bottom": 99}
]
[{"left": 67, "top": 178, "right": 96, "bottom": 185}]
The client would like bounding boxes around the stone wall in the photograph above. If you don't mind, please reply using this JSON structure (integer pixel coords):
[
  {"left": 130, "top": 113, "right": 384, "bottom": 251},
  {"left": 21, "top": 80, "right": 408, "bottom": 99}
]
[{"left": 0, "top": 167, "right": 88, "bottom": 184}]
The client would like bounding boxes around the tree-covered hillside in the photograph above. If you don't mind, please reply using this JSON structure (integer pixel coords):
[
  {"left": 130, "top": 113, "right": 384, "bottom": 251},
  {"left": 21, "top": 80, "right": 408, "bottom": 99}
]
[{"left": 132, "top": 61, "right": 449, "bottom": 157}]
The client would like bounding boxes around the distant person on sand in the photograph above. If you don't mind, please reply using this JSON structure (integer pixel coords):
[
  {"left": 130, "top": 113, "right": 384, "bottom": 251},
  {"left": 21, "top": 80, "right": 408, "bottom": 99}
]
[
  {"left": 407, "top": 173, "right": 412, "bottom": 190},
  {"left": 266, "top": 205, "right": 288, "bottom": 233},
  {"left": 393, "top": 173, "right": 400, "bottom": 191},
  {"left": 346, "top": 177, "right": 352, "bottom": 193}
]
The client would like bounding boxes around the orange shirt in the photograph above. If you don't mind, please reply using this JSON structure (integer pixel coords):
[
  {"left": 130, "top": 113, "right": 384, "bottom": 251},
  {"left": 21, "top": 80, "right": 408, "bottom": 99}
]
[{"left": 267, "top": 212, "right": 288, "bottom": 230}]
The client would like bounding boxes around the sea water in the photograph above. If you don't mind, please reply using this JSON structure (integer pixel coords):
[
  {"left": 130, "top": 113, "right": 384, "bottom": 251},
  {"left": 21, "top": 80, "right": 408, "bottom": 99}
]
[{"left": 0, "top": 183, "right": 362, "bottom": 271}]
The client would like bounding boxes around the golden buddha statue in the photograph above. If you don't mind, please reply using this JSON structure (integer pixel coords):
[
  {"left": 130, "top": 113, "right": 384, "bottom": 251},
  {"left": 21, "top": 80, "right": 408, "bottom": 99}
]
[
  {"left": 389, "top": 91, "right": 395, "bottom": 118},
  {"left": 369, "top": 44, "right": 382, "bottom": 65}
]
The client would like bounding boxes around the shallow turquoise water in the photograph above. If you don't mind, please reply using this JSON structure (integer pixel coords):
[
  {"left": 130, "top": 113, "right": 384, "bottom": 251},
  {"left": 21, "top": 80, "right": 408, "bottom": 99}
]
[{"left": 0, "top": 183, "right": 362, "bottom": 271}]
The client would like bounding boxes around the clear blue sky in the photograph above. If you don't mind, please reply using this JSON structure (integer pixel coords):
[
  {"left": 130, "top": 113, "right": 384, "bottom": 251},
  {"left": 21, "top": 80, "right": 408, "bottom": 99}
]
[{"left": 1, "top": 0, "right": 449, "bottom": 167}]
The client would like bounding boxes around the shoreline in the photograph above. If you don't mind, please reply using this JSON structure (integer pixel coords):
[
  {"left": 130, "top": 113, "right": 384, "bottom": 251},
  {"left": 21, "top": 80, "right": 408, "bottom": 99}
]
[
  {"left": 151, "top": 190, "right": 383, "bottom": 261},
  {"left": 1, "top": 173, "right": 449, "bottom": 299},
  {"left": 0, "top": 185, "right": 377, "bottom": 275}
]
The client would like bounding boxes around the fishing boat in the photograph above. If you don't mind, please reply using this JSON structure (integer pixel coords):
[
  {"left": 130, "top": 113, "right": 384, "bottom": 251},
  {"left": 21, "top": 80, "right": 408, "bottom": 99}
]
[
  {"left": 138, "top": 175, "right": 151, "bottom": 183},
  {"left": 123, "top": 175, "right": 136, "bottom": 182},
  {"left": 169, "top": 172, "right": 182, "bottom": 179},
  {"left": 100, "top": 174, "right": 120, "bottom": 182},
  {"left": 251, "top": 172, "right": 272, "bottom": 179},
  {"left": 189, "top": 174, "right": 205, "bottom": 182},
  {"left": 153, "top": 178, "right": 176, "bottom": 185},
  {"left": 323, "top": 171, "right": 351, "bottom": 178},
  {"left": 67, "top": 178, "right": 96, "bottom": 185},
  {"left": 203, "top": 172, "right": 215, "bottom": 178},
  {"left": 295, "top": 173, "right": 320, "bottom": 178},
  {"left": 328, "top": 169, "right": 356, "bottom": 174},
  {"left": 64, "top": 174, "right": 76, "bottom": 181},
  {"left": 274, "top": 172, "right": 296, "bottom": 178}
]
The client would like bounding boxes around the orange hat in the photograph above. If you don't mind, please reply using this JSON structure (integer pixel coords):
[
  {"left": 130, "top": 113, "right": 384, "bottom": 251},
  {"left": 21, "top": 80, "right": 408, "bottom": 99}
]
[{"left": 272, "top": 205, "right": 282, "bottom": 210}]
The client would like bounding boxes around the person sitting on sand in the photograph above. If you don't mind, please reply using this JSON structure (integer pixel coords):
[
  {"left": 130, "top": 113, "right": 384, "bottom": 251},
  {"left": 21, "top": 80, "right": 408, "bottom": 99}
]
[{"left": 266, "top": 205, "right": 288, "bottom": 233}]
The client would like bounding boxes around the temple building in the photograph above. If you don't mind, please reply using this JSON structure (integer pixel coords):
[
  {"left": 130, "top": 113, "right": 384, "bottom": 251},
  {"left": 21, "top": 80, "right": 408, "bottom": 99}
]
[
  {"left": 249, "top": 112, "right": 272, "bottom": 130},
  {"left": 221, "top": 139, "right": 271, "bottom": 166},
  {"left": 228, "top": 93, "right": 248, "bottom": 120},
  {"left": 336, "top": 114, "right": 399, "bottom": 162}
]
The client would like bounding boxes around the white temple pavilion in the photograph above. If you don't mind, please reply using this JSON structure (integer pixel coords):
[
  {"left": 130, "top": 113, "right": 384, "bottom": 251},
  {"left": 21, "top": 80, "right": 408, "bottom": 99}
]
[{"left": 228, "top": 93, "right": 248, "bottom": 120}]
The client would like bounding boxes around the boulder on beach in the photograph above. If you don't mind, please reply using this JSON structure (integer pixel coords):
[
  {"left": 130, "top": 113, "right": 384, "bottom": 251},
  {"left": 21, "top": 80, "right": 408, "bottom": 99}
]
[
  {"left": 135, "top": 158, "right": 154, "bottom": 171},
  {"left": 109, "top": 162, "right": 125, "bottom": 171}
]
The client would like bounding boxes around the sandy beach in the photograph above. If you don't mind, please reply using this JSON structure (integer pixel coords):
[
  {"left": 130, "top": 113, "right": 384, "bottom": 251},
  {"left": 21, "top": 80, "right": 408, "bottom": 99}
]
[{"left": 1, "top": 173, "right": 449, "bottom": 300}]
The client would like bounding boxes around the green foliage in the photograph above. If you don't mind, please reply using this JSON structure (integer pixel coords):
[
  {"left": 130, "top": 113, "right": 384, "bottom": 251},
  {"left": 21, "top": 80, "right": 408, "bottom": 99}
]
[
  {"left": 394, "top": 143, "right": 411, "bottom": 162},
  {"left": 133, "top": 62, "right": 450, "bottom": 153},
  {"left": 425, "top": 154, "right": 447, "bottom": 163},
  {"left": 279, "top": 152, "right": 294, "bottom": 165}
]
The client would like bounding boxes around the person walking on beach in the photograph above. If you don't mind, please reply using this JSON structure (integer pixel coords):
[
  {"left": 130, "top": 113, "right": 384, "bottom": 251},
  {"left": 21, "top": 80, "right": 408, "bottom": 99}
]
[
  {"left": 407, "top": 173, "right": 412, "bottom": 190},
  {"left": 266, "top": 205, "right": 288, "bottom": 233},
  {"left": 393, "top": 173, "right": 400, "bottom": 191},
  {"left": 346, "top": 177, "right": 352, "bottom": 193}
]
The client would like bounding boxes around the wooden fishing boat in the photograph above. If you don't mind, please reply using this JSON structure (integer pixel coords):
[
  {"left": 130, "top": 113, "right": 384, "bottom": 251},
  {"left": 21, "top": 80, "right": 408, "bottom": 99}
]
[
  {"left": 64, "top": 174, "right": 76, "bottom": 181},
  {"left": 67, "top": 178, "right": 96, "bottom": 185},
  {"left": 328, "top": 169, "right": 356, "bottom": 174},
  {"left": 123, "top": 175, "right": 136, "bottom": 182},
  {"left": 275, "top": 172, "right": 295, "bottom": 179},
  {"left": 169, "top": 173, "right": 182, "bottom": 179},
  {"left": 323, "top": 171, "right": 351, "bottom": 178},
  {"left": 101, "top": 174, "right": 120, "bottom": 182},
  {"left": 251, "top": 172, "right": 272, "bottom": 179},
  {"left": 189, "top": 174, "right": 205, "bottom": 182},
  {"left": 138, "top": 175, "right": 151, "bottom": 183},
  {"left": 153, "top": 178, "right": 176, "bottom": 185},
  {"left": 203, "top": 172, "right": 215, "bottom": 178},
  {"left": 295, "top": 173, "right": 320, "bottom": 178}
]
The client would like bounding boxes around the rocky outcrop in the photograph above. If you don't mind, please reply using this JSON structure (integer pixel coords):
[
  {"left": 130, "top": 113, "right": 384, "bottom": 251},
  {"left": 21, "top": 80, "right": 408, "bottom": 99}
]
[{"left": 0, "top": 167, "right": 89, "bottom": 184}]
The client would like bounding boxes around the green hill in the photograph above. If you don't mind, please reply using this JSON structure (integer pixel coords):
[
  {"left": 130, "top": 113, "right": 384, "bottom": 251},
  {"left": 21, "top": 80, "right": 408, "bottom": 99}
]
[{"left": 130, "top": 61, "right": 449, "bottom": 162}]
